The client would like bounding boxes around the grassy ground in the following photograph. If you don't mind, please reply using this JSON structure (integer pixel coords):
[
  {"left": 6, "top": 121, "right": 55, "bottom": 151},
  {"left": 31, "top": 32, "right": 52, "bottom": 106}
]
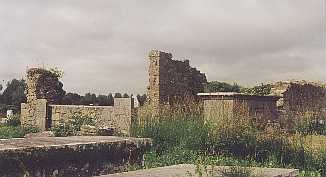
[
  {"left": 133, "top": 105, "right": 325, "bottom": 177},
  {"left": 304, "top": 135, "right": 326, "bottom": 152}
]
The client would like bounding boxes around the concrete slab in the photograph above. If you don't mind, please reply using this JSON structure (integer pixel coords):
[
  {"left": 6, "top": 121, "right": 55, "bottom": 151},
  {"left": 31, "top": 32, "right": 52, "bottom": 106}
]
[
  {"left": 0, "top": 136, "right": 151, "bottom": 151},
  {"left": 0, "top": 136, "right": 152, "bottom": 177},
  {"left": 99, "top": 164, "right": 299, "bottom": 177}
]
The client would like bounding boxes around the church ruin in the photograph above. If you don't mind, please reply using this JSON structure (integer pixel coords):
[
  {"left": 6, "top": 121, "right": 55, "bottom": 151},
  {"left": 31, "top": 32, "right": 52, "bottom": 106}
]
[{"left": 147, "top": 50, "right": 207, "bottom": 112}]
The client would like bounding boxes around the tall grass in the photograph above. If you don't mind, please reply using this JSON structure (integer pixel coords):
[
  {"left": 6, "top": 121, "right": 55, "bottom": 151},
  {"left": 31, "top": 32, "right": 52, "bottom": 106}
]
[{"left": 133, "top": 101, "right": 325, "bottom": 176}]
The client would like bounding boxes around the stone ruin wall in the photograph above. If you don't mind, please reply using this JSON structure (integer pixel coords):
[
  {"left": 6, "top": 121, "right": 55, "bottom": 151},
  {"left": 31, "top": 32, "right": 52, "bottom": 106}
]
[
  {"left": 147, "top": 50, "right": 207, "bottom": 111},
  {"left": 50, "top": 98, "right": 133, "bottom": 134},
  {"left": 21, "top": 68, "right": 65, "bottom": 130},
  {"left": 271, "top": 81, "right": 326, "bottom": 128},
  {"left": 26, "top": 68, "right": 65, "bottom": 104},
  {"left": 21, "top": 68, "right": 134, "bottom": 134}
]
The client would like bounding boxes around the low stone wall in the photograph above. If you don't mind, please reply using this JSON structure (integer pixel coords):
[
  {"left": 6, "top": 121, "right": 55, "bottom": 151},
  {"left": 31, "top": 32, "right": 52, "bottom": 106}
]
[
  {"left": 21, "top": 98, "right": 134, "bottom": 134},
  {"left": 0, "top": 136, "right": 151, "bottom": 177},
  {"left": 50, "top": 98, "right": 133, "bottom": 134},
  {"left": 198, "top": 93, "right": 280, "bottom": 124}
]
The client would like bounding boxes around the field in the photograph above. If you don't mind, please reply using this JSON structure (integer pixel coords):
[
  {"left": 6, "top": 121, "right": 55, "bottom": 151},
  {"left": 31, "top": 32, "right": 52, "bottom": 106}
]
[{"left": 0, "top": 109, "right": 325, "bottom": 177}]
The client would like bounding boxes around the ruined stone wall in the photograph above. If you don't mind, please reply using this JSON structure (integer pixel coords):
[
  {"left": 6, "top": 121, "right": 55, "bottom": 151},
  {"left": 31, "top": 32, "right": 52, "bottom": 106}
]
[
  {"left": 233, "top": 98, "right": 279, "bottom": 122},
  {"left": 147, "top": 50, "right": 207, "bottom": 111},
  {"left": 21, "top": 68, "right": 134, "bottom": 134},
  {"left": 271, "top": 81, "right": 326, "bottom": 127},
  {"left": 200, "top": 94, "right": 279, "bottom": 125},
  {"left": 26, "top": 68, "right": 65, "bottom": 104},
  {"left": 21, "top": 99, "right": 48, "bottom": 131},
  {"left": 50, "top": 98, "right": 134, "bottom": 134},
  {"left": 21, "top": 68, "right": 65, "bottom": 130}
]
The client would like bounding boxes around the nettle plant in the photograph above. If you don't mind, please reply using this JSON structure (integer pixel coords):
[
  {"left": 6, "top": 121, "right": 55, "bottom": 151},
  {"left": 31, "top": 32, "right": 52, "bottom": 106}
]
[{"left": 52, "top": 112, "right": 96, "bottom": 137}]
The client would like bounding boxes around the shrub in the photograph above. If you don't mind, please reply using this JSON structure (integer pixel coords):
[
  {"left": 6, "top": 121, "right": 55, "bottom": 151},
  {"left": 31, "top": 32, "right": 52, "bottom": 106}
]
[
  {"left": 52, "top": 112, "right": 96, "bottom": 137},
  {"left": 51, "top": 121, "right": 75, "bottom": 137},
  {"left": 296, "top": 117, "right": 326, "bottom": 136},
  {"left": 0, "top": 126, "right": 40, "bottom": 139}
]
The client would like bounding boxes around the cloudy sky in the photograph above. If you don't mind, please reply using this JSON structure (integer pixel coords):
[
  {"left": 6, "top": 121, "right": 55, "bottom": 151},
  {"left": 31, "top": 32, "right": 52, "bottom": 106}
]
[{"left": 0, "top": 0, "right": 325, "bottom": 94}]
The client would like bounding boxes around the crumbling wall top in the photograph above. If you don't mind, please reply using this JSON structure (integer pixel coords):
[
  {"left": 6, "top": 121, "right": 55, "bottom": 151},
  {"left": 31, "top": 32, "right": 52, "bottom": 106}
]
[{"left": 26, "top": 68, "right": 65, "bottom": 104}]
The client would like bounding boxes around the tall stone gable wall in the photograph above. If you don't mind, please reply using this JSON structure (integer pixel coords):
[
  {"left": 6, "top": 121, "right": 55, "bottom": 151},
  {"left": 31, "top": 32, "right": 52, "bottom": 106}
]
[{"left": 147, "top": 50, "right": 207, "bottom": 110}]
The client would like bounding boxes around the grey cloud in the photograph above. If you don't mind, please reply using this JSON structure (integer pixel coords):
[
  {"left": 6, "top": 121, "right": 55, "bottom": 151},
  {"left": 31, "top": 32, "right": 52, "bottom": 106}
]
[{"left": 0, "top": 0, "right": 325, "bottom": 94}]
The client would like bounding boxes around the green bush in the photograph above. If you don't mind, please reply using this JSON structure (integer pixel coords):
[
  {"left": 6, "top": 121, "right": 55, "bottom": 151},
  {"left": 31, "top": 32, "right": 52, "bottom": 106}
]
[
  {"left": 0, "top": 126, "right": 40, "bottom": 139},
  {"left": 52, "top": 112, "right": 96, "bottom": 137}
]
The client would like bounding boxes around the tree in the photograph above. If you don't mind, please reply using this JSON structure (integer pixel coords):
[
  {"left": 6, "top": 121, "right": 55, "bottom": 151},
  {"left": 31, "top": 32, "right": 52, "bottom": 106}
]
[
  {"left": 107, "top": 93, "right": 114, "bottom": 106},
  {"left": 123, "top": 93, "right": 129, "bottom": 98},
  {"left": 61, "top": 93, "right": 82, "bottom": 105},
  {"left": 97, "top": 95, "right": 108, "bottom": 106},
  {"left": 2, "top": 79, "right": 27, "bottom": 109},
  {"left": 205, "top": 81, "right": 241, "bottom": 93},
  {"left": 114, "top": 93, "right": 122, "bottom": 98},
  {"left": 83, "top": 93, "right": 97, "bottom": 105}
]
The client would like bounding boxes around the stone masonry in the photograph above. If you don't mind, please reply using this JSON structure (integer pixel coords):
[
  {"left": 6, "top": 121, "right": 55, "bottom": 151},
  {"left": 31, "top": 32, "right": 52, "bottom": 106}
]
[
  {"left": 147, "top": 50, "right": 207, "bottom": 112},
  {"left": 21, "top": 68, "right": 65, "bottom": 130},
  {"left": 271, "top": 81, "right": 326, "bottom": 128},
  {"left": 26, "top": 68, "right": 65, "bottom": 104},
  {"left": 0, "top": 136, "right": 151, "bottom": 177},
  {"left": 21, "top": 68, "right": 135, "bottom": 134},
  {"left": 50, "top": 98, "right": 134, "bottom": 134},
  {"left": 198, "top": 92, "right": 280, "bottom": 124}
]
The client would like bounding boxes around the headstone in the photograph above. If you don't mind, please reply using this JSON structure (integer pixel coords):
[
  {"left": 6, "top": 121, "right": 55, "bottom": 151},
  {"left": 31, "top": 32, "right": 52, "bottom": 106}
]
[{"left": 6, "top": 110, "right": 13, "bottom": 119}]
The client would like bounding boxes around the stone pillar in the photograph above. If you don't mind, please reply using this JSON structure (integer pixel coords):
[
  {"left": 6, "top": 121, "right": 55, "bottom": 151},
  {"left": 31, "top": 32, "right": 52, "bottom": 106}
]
[
  {"left": 113, "top": 98, "right": 134, "bottom": 134},
  {"left": 21, "top": 68, "right": 65, "bottom": 131},
  {"left": 21, "top": 99, "right": 47, "bottom": 131}
]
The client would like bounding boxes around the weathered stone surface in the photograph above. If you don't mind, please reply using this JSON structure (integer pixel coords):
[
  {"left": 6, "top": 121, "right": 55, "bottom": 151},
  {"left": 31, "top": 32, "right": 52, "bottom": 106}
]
[
  {"left": 147, "top": 50, "right": 207, "bottom": 113},
  {"left": 21, "top": 67, "right": 135, "bottom": 134},
  {"left": 26, "top": 68, "right": 65, "bottom": 104},
  {"left": 0, "top": 136, "right": 152, "bottom": 177},
  {"left": 98, "top": 164, "right": 299, "bottom": 177},
  {"left": 24, "top": 131, "right": 55, "bottom": 138},
  {"left": 21, "top": 98, "right": 48, "bottom": 130},
  {"left": 50, "top": 98, "right": 133, "bottom": 134},
  {"left": 198, "top": 92, "right": 280, "bottom": 123},
  {"left": 271, "top": 81, "right": 326, "bottom": 129}
]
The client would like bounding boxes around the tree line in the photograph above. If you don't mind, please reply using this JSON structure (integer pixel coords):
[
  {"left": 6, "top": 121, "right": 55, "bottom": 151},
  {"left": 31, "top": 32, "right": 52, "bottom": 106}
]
[
  {"left": 204, "top": 81, "right": 272, "bottom": 96},
  {"left": 0, "top": 78, "right": 147, "bottom": 115}
]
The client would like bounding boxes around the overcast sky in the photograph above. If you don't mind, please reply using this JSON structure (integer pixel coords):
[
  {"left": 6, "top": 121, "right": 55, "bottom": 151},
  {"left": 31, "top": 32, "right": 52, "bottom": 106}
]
[{"left": 0, "top": 0, "right": 325, "bottom": 95}]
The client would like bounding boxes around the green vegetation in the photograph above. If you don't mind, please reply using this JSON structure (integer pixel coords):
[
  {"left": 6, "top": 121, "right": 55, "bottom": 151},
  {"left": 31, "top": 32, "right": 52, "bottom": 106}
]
[
  {"left": 133, "top": 104, "right": 325, "bottom": 176},
  {"left": 0, "top": 114, "right": 40, "bottom": 139},
  {"left": 204, "top": 81, "right": 272, "bottom": 96},
  {"left": 0, "top": 126, "right": 39, "bottom": 139},
  {"left": 51, "top": 112, "right": 96, "bottom": 137},
  {"left": 205, "top": 81, "right": 241, "bottom": 93},
  {"left": 240, "top": 84, "right": 272, "bottom": 96}
]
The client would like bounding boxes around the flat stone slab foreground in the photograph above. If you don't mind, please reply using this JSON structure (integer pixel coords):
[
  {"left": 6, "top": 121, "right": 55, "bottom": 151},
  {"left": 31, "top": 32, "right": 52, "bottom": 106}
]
[
  {"left": 0, "top": 136, "right": 151, "bottom": 150},
  {"left": 0, "top": 136, "right": 152, "bottom": 177},
  {"left": 99, "top": 164, "right": 299, "bottom": 177}
]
